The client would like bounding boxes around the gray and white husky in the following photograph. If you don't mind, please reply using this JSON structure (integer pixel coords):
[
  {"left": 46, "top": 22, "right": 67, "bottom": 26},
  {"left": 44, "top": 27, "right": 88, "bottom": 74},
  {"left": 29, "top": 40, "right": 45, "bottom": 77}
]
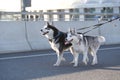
[
  {"left": 40, "top": 22, "right": 75, "bottom": 66},
  {"left": 65, "top": 28, "right": 105, "bottom": 67}
]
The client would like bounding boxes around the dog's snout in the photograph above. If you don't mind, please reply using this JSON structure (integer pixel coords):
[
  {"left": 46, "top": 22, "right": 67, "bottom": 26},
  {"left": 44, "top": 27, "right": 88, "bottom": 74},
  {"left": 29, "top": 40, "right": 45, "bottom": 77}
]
[{"left": 40, "top": 29, "right": 43, "bottom": 32}]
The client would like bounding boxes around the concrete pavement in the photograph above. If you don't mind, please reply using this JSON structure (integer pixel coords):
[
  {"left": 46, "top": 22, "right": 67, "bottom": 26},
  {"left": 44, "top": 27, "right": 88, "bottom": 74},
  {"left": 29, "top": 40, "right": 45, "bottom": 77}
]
[{"left": 0, "top": 44, "right": 120, "bottom": 80}]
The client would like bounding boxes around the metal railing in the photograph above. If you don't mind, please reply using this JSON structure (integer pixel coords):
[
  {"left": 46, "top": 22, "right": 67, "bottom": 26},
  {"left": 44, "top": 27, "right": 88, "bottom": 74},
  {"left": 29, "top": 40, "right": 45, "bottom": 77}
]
[{"left": 0, "top": 11, "right": 120, "bottom": 21}]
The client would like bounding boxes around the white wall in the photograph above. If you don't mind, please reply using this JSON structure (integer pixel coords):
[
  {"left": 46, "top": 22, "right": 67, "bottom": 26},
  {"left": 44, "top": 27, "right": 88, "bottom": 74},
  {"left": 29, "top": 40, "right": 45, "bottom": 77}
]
[
  {"left": 0, "top": 20, "right": 120, "bottom": 53},
  {"left": 0, "top": 22, "right": 31, "bottom": 53}
]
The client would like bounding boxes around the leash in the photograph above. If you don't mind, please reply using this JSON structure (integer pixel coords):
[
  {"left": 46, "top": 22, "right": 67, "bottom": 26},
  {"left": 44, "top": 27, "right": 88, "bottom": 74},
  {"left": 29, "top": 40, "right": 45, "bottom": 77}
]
[
  {"left": 77, "top": 17, "right": 120, "bottom": 30},
  {"left": 77, "top": 17, "right": 120, "bottom": 34}
]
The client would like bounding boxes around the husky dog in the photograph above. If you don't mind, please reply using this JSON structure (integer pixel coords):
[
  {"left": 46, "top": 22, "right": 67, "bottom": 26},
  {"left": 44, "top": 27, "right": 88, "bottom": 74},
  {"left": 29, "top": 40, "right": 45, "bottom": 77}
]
[
  {"left": 40, "top": 22, "right": 75, "bottom": 66},
  {"left": 65, "top": 28, "right": 105, "bottom": 67}
]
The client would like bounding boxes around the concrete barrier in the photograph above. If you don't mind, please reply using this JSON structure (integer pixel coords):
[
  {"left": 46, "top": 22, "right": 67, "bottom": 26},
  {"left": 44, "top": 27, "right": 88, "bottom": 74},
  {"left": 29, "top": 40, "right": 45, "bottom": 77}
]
[
  {"left": 0, "top": 20, "right": 120, "bottom": 53},
  {"left": 100, "top": 20, "right": 120, "bottom": 44},
  {"left": 0, "top": 21, "right": 31, "bottom": 53},
  {"left": 25, "top": 21, "right": 50, "bottom": 50}
]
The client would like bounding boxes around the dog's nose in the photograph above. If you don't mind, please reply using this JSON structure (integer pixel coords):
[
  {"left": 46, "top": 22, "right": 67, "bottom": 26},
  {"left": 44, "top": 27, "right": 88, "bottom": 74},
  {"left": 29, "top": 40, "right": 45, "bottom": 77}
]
[{"left": 40, "top": 29, "right": 43, "bottom": 32}]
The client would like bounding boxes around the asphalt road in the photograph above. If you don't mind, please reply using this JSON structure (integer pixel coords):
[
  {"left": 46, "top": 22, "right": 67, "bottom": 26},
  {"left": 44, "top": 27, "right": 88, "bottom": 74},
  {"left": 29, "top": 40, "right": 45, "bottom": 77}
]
[{"left": 0, "top": 45, "right": 120, "bottom": 80}]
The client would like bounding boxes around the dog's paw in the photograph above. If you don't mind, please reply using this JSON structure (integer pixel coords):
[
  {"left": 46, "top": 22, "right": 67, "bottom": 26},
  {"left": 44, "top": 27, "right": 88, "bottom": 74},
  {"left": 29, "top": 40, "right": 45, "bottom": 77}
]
[
  {"left": 91, "top": 60, "right": 98, "bottom": 65},
  {"left": 84, "top": 62, "right": 88, "bottom": 66},
  {"left": 82, "top": 61, "right": 87, "bottom": 65},
  {"left": 70, "top": 60, "right": 75, "bottom": 64},
  {"left": 61, "top": 57, "right": 66, "bottom": 61},
  {"left": 73, "top": 62, "right": 78, "bottom": 67},
  {"left": 91, "top": 62, "right": 98, "bottom": 65},
  {"left": 73, "top": 64, "right": 78, "bottom": 67},
  {"left": 53, "top": 63, "right": 60, "bottom": 67}
]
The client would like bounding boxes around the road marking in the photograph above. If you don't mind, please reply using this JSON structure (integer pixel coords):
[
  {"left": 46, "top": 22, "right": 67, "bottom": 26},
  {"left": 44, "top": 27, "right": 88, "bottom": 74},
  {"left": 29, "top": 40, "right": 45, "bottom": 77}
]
[
  {"left": 0, "top": 53, "right": 55, "bottom": 60},
  {"left": 0, "top": 47, "right": 120, "bottom": 60},
  {"left": 99, "top": 46, "right": 120, "bottom": 51}
]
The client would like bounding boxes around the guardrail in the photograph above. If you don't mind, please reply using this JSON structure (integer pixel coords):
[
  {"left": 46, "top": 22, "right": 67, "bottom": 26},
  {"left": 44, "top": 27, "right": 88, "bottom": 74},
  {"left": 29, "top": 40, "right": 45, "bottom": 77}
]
[{"left": 0, "top": 12, "right": 120, "bottom": 21}]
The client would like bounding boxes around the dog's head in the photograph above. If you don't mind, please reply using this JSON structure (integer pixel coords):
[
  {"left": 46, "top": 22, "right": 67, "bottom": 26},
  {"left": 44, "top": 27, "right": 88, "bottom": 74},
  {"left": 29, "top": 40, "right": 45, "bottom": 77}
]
[
  {"left": 40, "top": 22, "right": 58, "bottom": 39},
  {"left": 65, "top": 28, "right": 83, "bottom": 44}
]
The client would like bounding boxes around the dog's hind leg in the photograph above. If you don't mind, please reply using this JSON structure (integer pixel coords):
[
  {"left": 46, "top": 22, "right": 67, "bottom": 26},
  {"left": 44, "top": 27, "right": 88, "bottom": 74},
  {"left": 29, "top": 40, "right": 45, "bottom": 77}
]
[
  {"left": 82, "top": 51, "right": 88, "bottom": 65},
  {"left": 92, "top": 54, "right": 98, "bottom": 65},
  {"left": 90, "top": 49, "right": 98, "bottom": 65}
]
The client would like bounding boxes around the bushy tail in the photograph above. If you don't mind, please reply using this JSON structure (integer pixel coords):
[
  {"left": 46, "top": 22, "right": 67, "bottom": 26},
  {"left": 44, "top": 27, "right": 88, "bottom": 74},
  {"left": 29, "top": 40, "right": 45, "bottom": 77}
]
[{"left": 98, "top": 36, "right": 105, "bottom": 43}]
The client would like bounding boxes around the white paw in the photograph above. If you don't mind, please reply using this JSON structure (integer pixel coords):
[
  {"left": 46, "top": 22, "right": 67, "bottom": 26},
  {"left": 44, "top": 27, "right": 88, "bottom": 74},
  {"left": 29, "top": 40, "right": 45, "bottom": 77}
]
[
  {"left": 91, "top": 60, "right": 98, "bottom": 65},
  {"left": 73, "top": 62, "right": 78, "bottom": 67},
  {"left": 53, "top": 63, "right": 60, "bottom": 66},
  {"left": 91, "top": 62, "right": 98, "bottom": 65},
  {"left": 73, "top": 64, "right": 78, "bottom": 67},
  {"left": 82, "top": 61, "right": 87, "bottom": 65},
  {"left": 91, "top": 63, "right": 95, "bottom": 65},
  {"left": 61, "top": 57, "right": 66, "bottom": 61}
]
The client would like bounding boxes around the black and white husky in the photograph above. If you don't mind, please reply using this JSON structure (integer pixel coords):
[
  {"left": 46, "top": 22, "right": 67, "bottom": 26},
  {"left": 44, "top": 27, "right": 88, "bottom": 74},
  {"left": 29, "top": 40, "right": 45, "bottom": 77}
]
[
  {"left": 40, "top": 22, "right": 75, "bottom": 66},
  {"left": 65, "top": 28, "right": 105, "bottom": 67}
]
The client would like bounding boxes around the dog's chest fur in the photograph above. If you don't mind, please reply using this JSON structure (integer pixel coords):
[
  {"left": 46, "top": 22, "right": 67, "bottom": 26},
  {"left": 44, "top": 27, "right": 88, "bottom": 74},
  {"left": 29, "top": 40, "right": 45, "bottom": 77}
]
[
  {"left": 49, "top": 40, "right": 59, "bottom": 52},
  {"left": 72, "top": 42, "right": 85, "bottom": 53}
]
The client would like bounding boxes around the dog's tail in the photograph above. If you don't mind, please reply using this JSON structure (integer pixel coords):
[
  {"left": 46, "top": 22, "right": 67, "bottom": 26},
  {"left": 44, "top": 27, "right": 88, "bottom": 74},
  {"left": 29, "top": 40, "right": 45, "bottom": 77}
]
[{"left": 98, "top": 36, "right": 105, "bottom": 43}]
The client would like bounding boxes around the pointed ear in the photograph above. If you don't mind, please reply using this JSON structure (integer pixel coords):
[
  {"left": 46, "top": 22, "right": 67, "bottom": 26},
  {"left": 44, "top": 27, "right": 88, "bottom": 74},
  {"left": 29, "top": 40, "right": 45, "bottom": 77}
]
[
  {"left": 51, "top": 21, "right": 54, "bottom": 25},
  {"left": 70, "top": 28, "right": 76, "bottom": 34},
  {"left": 68, "top": 27, "right": 72, "bottom": 32},
  {"left": 46, "top": 22, "right": 50, "bottom": 25},
  {"left": 73, "top": 28, "right": 76, "bottom": 33}
]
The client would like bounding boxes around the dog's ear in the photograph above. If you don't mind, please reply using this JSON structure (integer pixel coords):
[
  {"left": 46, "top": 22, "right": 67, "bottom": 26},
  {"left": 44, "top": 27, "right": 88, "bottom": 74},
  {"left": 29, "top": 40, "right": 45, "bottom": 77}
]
[
  {"left": 51, "top": 21, "right": 54, "bottom": 26},
  {"left": 68, "top": 28, "right": 76, "bottom": 34},
  {"left": 73, "top": 28, "right": 76, "bottom": 33},
  {"left": 68, "top": 28, "right": 71, "bottom": 32},
  {"left": 71, "top": 28, "right": 76, "bottom": 34},
  {"left": 46, "top": 22, "right": 50, "bottom": 26}
]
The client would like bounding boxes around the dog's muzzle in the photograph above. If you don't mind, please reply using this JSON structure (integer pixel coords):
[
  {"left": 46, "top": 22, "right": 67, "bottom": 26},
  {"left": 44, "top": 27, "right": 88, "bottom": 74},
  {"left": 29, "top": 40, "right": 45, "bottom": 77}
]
[{"left": 40, "top": 29, "right": 49, "bottom": 35}]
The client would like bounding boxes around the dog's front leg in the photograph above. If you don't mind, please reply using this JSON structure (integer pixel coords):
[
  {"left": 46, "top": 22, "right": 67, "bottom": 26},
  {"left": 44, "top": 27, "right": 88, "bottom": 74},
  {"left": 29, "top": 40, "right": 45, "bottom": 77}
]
[
  {"left": 69, "top": 47, "right": 75, "bottom": 64},
  {"left": 54, "top": 51, "right": 62, "bottom": 66},
  {"left": 73, "top": 53, "right": 79, "bottom": 67}
]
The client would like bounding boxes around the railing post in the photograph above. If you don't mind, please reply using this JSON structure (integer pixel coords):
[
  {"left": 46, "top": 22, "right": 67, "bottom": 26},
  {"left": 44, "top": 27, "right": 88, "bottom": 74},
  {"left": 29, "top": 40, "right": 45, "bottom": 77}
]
[
  {"left": 79, "top": 8, "right": 85, "bottom": 21},
  {"left": 65, "top": 9, "right": 70, "bottom": 21},
  {"left": 53, "top": 10, "right": 58, "bottom": 21}
]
